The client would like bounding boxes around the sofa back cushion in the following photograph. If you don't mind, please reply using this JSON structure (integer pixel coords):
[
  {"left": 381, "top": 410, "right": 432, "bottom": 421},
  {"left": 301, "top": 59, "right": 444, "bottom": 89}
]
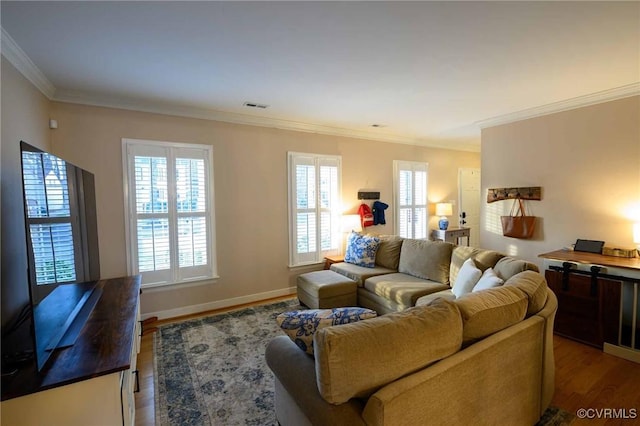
[
  {"left": 504, "top": 270, "right": 548, "bottom": 316},
  {"left": 449, "top": 246, "right": 505, "bottom": 287},
  {"left": 398, "top": 239, "right": 454, "bottom": 284},
  {"left": 454, "top": 286, "right": 528, "bottom": 344},
  {"left": 314, "top": 299, "right": 462, "bottom": 404},
  {"left": 494, "top": 257, "right": 539, "bottom": 281},
  {"left": 375, "top": 235, "right": 404, "bottom": 270}
]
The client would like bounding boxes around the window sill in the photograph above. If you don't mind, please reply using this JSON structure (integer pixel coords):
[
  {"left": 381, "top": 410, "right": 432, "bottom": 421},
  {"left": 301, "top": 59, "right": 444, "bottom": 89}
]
[
  {"left": 288, "top": 261, "right": 323, "bottom": 270},
  {"left": 141, "top": 275, "right": 220, "bottom": 292}
]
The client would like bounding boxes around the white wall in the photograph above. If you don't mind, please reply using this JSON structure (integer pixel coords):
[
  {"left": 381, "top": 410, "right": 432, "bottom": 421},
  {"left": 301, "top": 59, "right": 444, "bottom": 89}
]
[
  {"left": 50, "top": 101, "right": 480, "bottom": 318},
  {"left": 1, "top": 57, "right": 51, "bottom": 327},
  {"left": 480, "top": 96, "right": 640, "bottom": 268}
]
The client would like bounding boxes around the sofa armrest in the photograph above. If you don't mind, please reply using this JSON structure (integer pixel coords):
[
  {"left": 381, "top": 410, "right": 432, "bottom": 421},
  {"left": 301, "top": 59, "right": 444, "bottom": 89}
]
[
  {"left": 535, "top": 288, "right": 558, "bottom": 414},
  {"left": 265, "top": 336, "right": 365, "bottom": 426}
]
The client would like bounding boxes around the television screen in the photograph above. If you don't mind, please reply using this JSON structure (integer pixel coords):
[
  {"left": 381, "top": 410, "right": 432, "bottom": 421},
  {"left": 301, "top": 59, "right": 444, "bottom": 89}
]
[{"left": 19, "top": 141, "right": 101, "bottom": 371}]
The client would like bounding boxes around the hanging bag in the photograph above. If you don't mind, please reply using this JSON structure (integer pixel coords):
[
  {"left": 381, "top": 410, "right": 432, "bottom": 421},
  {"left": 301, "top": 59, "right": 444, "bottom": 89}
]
[{"left": 501, "top": 198, "right": 536, "bottom": 239}]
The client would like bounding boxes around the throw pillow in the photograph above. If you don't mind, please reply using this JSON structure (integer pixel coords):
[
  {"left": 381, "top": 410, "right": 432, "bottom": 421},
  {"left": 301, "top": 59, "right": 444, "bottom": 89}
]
[
  {"left": 472, "top": 267, "right": 504, "bottom": 292},
  {"left": 452, "top": 258, "right": 481, "bottom": 297},
  {"left": 276, "top": 307, "right": 377, "bottom": 355},
  {"left": 344, "top": 232, "right": 380, "bottom": 268}
]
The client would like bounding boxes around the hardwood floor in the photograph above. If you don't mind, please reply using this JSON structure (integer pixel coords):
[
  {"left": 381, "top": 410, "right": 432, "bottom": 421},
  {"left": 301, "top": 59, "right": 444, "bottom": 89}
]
[{"left": 134, "top": 300, "right": 640, "bottom": 426}]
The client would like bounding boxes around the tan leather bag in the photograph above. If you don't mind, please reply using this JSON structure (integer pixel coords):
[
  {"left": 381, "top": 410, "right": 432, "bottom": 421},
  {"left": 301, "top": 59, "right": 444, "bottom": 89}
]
[{"left": 501, "top": 198, "right": 536, "bottom": 239}]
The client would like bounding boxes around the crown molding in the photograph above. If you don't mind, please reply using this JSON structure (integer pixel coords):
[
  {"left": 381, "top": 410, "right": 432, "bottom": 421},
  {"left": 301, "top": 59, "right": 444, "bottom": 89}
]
[
  {"left": 476, "top": 82, "right": 640, "bottom": 129},
  {"left": 53, "top": 89, "right": 481, "bottom": 152},
  {"left": 1, "top": 27, "right": 56, "bottom": 99}
]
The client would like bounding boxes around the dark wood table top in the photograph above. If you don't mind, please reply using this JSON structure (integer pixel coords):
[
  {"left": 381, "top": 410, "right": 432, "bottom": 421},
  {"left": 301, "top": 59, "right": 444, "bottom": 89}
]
[{"left": 1, "top": 275, "right": 141, "bottom": 401}]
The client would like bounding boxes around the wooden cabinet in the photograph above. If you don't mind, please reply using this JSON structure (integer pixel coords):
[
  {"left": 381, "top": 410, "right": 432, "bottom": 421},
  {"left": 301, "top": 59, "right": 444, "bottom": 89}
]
[
  {"left": 1, "top": 276, "right": 141, "bottom": 425},
  {"left": 545, "top": 269, "right": 620, "bottom": 348},
  {"left": 540, "top": 251, "right": 640, "bottom": 363}
]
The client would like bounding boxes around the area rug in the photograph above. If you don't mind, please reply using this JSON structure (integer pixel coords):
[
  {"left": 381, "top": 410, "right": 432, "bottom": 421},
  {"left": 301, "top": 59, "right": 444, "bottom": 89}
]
[
  {"left": 154, "top": 298, "right": 300, "bottom": 425},
  {"left": 154, "top": 298, "right": 575, "bottom": 426}
]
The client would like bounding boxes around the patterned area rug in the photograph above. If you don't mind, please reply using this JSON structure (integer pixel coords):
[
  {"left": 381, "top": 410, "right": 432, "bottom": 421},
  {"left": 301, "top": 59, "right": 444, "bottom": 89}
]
[
  {"left": 154, "top": 298, "right": 575, "bottom": 425},
  {"left": 154, "top": 299, "right": 300, "bottom": 425}
]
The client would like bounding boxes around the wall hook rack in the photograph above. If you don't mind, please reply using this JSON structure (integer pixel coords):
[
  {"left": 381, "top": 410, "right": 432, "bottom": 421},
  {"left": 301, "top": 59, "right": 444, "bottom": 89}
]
[
  {"left": 486, "top": 186, "right": 541, "bottom": 203},
  {"left": 358, "top": 191, "right": 380, "bottom": 200}
]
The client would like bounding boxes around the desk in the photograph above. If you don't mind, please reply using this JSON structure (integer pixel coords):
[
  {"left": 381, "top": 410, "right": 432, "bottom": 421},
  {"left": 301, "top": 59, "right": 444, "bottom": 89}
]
[{"left": 430, "top": 227, "right": 470, "bottom": 246}]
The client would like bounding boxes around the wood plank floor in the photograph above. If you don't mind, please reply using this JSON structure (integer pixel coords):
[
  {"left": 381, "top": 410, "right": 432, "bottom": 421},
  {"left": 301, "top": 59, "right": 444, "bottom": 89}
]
[{"left": 134, "top": 299, "right": 640, "bottom": 426}]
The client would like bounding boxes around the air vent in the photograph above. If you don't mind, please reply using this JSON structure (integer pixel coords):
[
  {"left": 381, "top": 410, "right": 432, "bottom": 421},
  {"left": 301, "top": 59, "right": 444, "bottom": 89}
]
[
  {"left": 371, "top": 124, "right": 386, "bottom": 128},
  {"left": 243, "top": 102, "right": 269, "bottom": 109}
]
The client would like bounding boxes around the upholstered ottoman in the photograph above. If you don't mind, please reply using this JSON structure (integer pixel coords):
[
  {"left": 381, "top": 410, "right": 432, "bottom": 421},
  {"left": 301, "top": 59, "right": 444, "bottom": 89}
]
[{"left": 297, "top": 270, "right": 357, "bottom": 309}]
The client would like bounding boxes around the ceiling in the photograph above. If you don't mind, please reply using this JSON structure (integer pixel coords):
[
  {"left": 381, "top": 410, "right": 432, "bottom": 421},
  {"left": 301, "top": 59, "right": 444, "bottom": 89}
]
[{"left": 2, "top": 1, "right": 639, "bottom": 151}]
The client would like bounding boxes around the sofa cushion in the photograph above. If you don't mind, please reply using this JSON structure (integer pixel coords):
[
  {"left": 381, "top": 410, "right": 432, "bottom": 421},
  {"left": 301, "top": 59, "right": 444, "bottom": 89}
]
[
  {"left": 344, "top": 232, "right": 380, "bottom": 268},
  {"left": 330, "top": 262, "right": 396, "bottom": 287},
  {"left": 276, "top": 307, "right": 377, "bottom": 355},
  {"left": 472, "top": 267, "right": 504, "bottom": 292},
  {"left": 398, "top": 239, "right": 454, "bottom": 284},
  {"left": 504, "top": 270, "right": 548, "bottom": 316},
  {"left": 375, "top": 235, "right": 404, "bottom": 270},
  {"left": 454, "top": 286, "right": 528, "bottom": 344},
  {"left": 314, "top": 299, "right": 463, "bottom": 404},
  {"left": 494, "top": 257, "right": 539, "bottom": 281},
  {"left": 452, "top": 258, "right": 482, "bottom": 297},
  {"left": 414, "top": 289, "right": 456, "bottom": 307},
  {"left": 449, "top": 246, "right": 505, "bottom": 287},
  {"left": 364, "top": 273, "right": 450, "bottom": 308}
]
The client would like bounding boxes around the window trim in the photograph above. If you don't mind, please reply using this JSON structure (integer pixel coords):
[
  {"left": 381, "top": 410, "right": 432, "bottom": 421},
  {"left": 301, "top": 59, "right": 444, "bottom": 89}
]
[
  {"left": 287, "top": 152, "right": 342, "bottom": 267},
  {"left": 393, "top": 160, "right": 429, "bottom": 239},
  {"left": 122, "top": 138, "right": 218, "bottom": 288}
]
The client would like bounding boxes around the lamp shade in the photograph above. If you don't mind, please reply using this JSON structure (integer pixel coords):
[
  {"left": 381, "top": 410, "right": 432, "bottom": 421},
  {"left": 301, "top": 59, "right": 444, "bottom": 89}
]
[
  {"left": 435, "top": 203, "right": 453, "bottom": 217},
  {"left": 341, "top": 214, "right": 362, "bottom": 233}
]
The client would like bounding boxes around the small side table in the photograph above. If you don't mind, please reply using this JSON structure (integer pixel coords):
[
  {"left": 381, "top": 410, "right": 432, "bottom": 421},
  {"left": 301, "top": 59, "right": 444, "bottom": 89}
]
[
  {"left": 431, "top": 227, "right": 470, "bottom": 246},
  {"left": 323, "top": 255, "right": 344, "bottom": 270}
]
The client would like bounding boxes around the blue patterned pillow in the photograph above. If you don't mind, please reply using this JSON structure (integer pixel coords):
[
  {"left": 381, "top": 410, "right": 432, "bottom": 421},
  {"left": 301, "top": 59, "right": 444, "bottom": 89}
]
[
  {"left": 276, "top": 307, "right": 377, "bottom": 355},
  {"left": 344, "top": 232, "right": 380, "bottom": 268}
]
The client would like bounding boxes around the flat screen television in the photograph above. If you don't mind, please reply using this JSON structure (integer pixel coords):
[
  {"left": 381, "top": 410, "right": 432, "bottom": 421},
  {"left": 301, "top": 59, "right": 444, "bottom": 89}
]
[{"left": 18, "top": 141, "right": 101, "bottom": 371}]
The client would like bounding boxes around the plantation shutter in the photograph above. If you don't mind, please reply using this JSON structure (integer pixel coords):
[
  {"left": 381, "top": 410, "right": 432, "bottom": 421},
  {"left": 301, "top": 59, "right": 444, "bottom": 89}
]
[
  {"left": 394, "top": 161, "right": 428, "bottom": 239},
  {"left": 288, "top": 153, "right": 341, "bottom": 266},
  {"left": 124, "top": 140, "right": 216, "bottom": 287}
]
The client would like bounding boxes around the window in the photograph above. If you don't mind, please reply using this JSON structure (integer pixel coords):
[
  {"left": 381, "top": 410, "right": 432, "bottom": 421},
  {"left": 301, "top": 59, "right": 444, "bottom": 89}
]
[
  {"left": 123, "top": 139, "right": 217, "bottom": 287},
  {"left": 288, "top": 152, "right": 341, "bottom": 266},
  {"left": 394, "top": 160, "right": 428, "bottom": 239},
  {"left": 21, "top": 149, "right": 80, "bottom": 285}
]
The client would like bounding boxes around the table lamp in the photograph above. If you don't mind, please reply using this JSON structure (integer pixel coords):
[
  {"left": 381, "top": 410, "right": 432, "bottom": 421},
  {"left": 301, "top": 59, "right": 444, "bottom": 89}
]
[
  {"left": 436, "top": 203, "right": 453, "bottom": 230},
  {"left": 341, "top": 214, "right": 363, "bottom": 233}
]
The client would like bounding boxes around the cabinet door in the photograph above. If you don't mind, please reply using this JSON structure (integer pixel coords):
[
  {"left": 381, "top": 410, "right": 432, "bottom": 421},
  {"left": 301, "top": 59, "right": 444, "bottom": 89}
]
[
  {"left": 546, "top": 270, "right": 621, "bottom": 348},
  {"left": 600, "top": 277, "right": 622, "bottom": 345}
]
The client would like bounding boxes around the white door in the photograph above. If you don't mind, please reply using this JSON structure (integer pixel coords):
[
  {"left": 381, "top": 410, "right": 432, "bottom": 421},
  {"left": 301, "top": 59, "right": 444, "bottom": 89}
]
[{"left": 458, "top": 168, "right": 481, "bottom": 247}]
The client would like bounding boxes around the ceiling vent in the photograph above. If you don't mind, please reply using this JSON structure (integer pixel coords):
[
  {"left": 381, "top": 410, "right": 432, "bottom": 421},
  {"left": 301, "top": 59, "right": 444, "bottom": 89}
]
[{"left": 243, "top": 102, "right": 269, "bottom": 109}]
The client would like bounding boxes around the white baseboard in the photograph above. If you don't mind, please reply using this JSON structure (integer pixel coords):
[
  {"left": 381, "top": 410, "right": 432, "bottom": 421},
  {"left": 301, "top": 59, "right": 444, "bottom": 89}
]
[
  {"left": 141, "top": 286, "right": 297, "bottom": 321},
  {"left": 603, "top": 343, "right": 640, "bottom": 364}
]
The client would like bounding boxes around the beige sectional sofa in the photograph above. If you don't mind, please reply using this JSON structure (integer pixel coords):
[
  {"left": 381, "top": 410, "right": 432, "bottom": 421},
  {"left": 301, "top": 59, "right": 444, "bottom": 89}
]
[
  {"left": 331, "top": 236, "right": 540, "bottom": 314},
  {"left": 266, "top": 237, "right": 557, "bottom": 425}
]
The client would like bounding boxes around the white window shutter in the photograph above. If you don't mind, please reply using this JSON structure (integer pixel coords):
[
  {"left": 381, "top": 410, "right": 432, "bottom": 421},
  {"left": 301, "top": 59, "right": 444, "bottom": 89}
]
[
  {"left": 288, "top": 153, "right": 341, "bottom": 266},
  {"left": 394, "top": 161, "right": 428, "bottom": 239},
  {"left": 123, "top": 139, "right": 216, "bottom": 287}
]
